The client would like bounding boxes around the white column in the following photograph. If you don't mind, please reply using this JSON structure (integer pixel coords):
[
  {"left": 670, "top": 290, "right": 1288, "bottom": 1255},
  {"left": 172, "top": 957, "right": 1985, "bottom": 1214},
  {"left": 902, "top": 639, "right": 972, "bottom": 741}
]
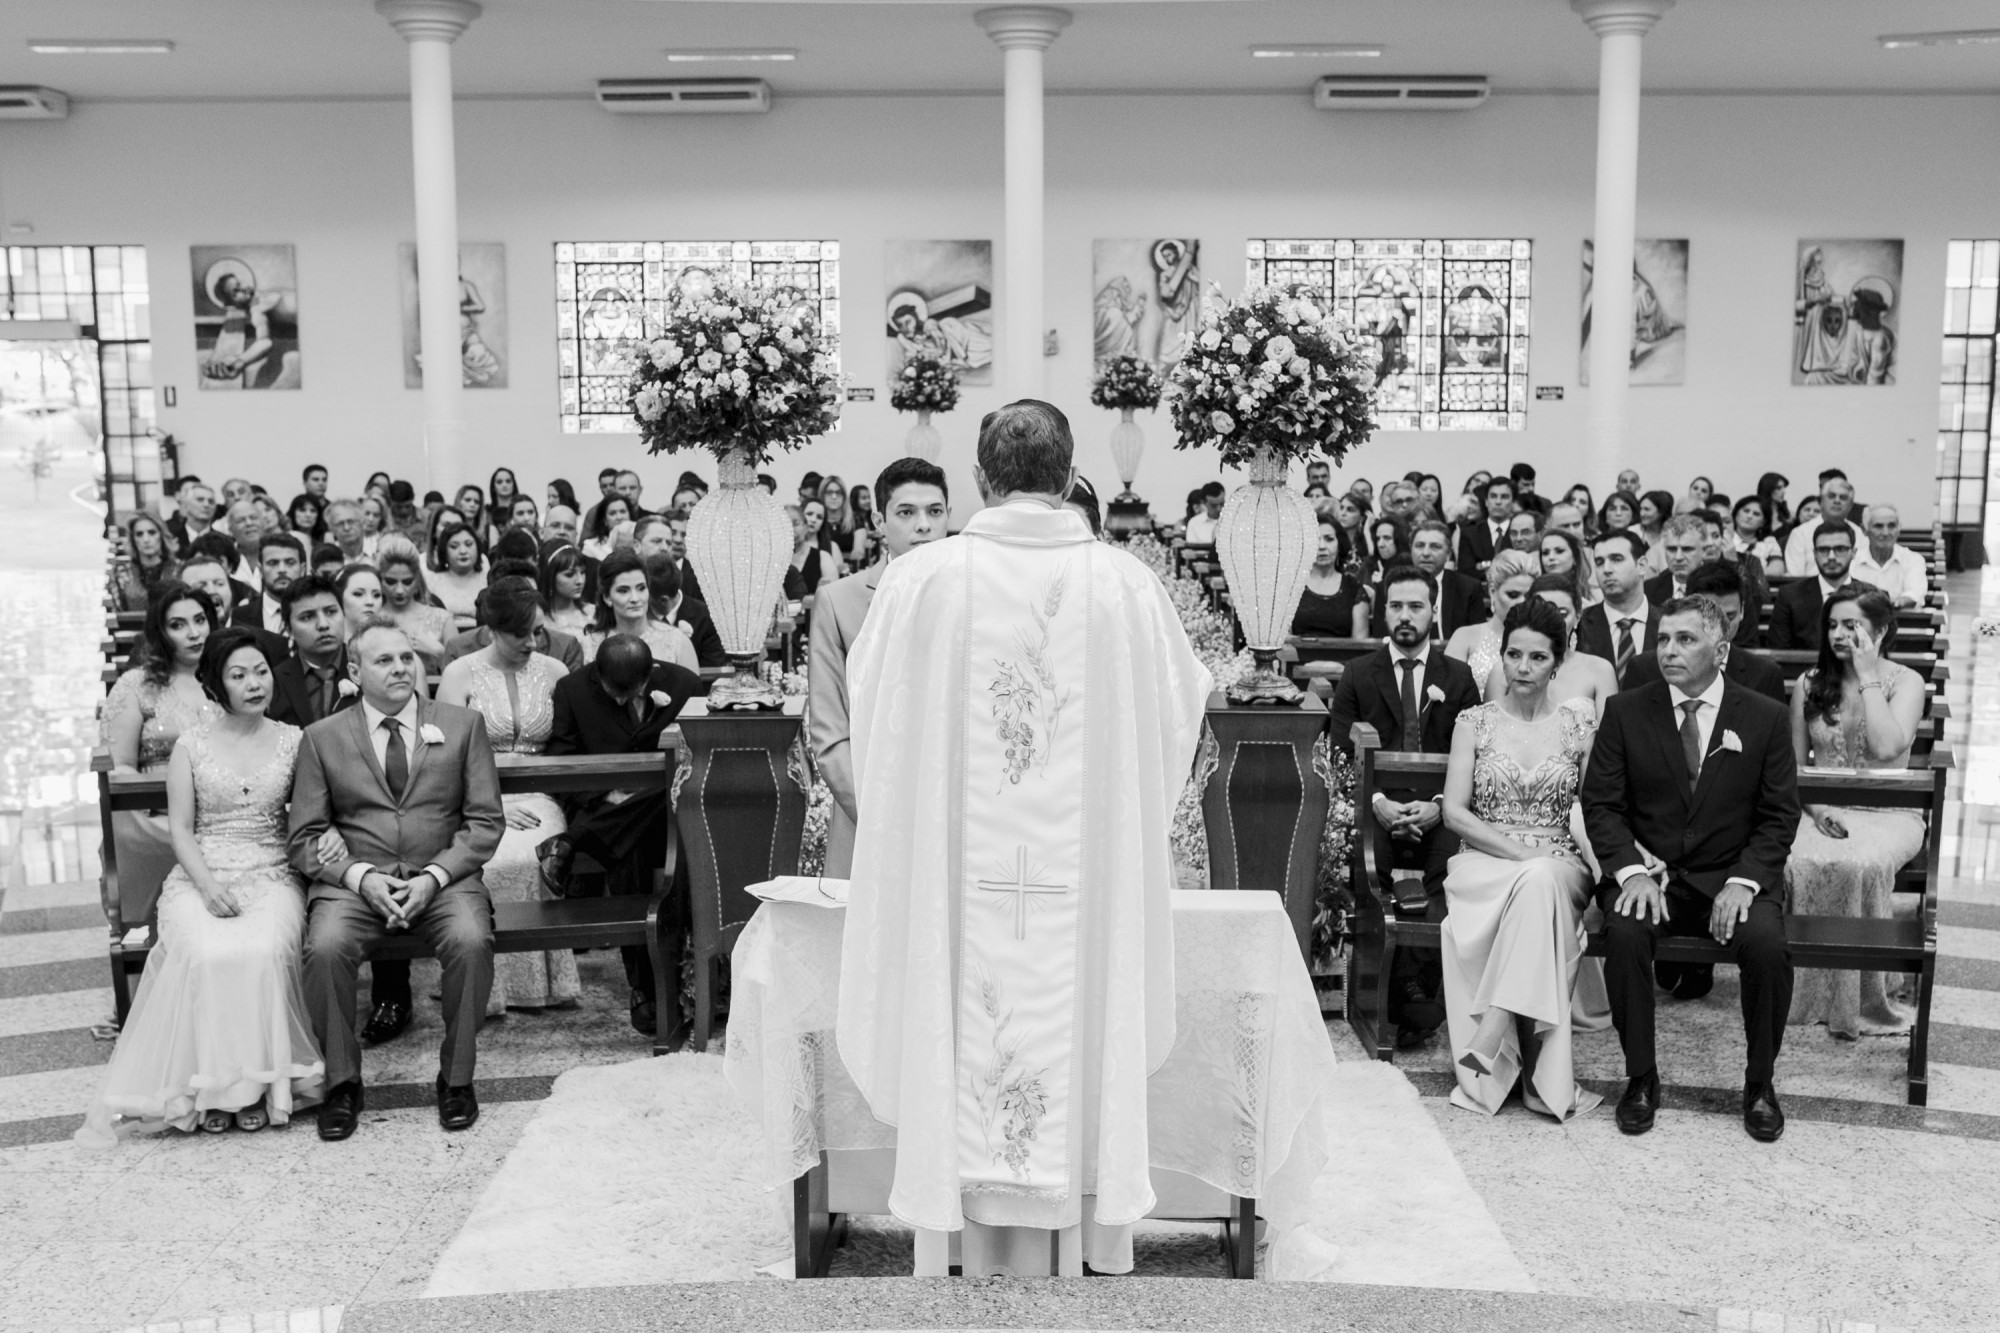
[
  {"left": 976, "top": 6, "right": 1070, "bottom": 402},
  {"left": 1573, "top": 0, "right": 1671, "bottom": 484},
  {"left": 379, "top": 0, "right": 480, "bottom": 492}
]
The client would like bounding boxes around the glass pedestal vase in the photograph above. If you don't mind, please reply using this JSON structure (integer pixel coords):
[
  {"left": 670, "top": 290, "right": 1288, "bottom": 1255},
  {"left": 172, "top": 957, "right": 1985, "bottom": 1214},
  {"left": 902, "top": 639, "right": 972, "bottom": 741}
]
[
  {"left": 903, "top": 410, "right": 943, "bottom": 463},
  {"left": 685, "top": 445, "right": 792, "bottom": 711},
  {"left": 1109, "top": 408, "right": 1145, "bottom": 502},
  {"left": 1215, "top": 446, "right": 1315, "bottom": 706}
]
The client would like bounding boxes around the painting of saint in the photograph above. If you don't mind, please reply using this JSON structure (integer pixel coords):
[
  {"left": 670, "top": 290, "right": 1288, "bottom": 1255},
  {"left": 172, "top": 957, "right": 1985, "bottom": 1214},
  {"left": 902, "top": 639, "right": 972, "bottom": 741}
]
[
  {"left": 400, "top": 242, "right": 508, "bottom": 389},
  {"left": 1793, "top": 240, "right": 1900, "bottom": 386},
  {"left": 883, "top": 240, "right": 993, "bottom": 384},
  {"left": 1092, "top": 238, "right": 1201, "bottom": 374},
  {"left": 190, "top": 245, "right": 301, "bottom": 391},
  {"left": 1354, "top": 260, "right": 1423, "bottom": 413},
  {"left": 1580, "top": 238, "right": 1688, "bottom": 386},
  {"left": 580, "top": 281, "right": 643, "bottom": 380},
  {"left": 1443, "top": 284, "right": 1507, "bottom": 370}
]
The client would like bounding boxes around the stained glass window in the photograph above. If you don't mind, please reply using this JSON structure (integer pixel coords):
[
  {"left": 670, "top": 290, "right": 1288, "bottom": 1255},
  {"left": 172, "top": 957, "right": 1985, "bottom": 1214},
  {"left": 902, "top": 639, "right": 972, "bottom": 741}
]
[
  {"left": 1246, "top": 238, "right": 1532, "bottom": 431},
  {"left": 1938, "top": 240, "right": 1997, "bottom": 535},
  {"left": 0, "top": 244, "right": 159, "bottom": 514},
  {"left": 554, "top": 240, "right": 840, "bottom": 434}
]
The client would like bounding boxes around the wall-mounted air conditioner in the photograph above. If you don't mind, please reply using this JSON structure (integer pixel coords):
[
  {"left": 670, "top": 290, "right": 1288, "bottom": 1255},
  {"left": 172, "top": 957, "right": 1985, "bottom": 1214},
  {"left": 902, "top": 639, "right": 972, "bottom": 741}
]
[
  {"left": 0, "top": 87, "right": 70, "bottom": 120},
  {"left": 1313, "top": 75, "right": 1488, "bottom": 111},
  {"left": 596, "top": 79, "right": 772, "bottom": 114}
]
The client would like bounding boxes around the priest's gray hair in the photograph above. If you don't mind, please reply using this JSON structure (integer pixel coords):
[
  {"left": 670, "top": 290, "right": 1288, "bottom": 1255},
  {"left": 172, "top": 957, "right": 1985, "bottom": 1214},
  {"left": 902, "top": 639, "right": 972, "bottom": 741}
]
[{"left": 977, "top": 399, "right": 1074, "bottom": 497}]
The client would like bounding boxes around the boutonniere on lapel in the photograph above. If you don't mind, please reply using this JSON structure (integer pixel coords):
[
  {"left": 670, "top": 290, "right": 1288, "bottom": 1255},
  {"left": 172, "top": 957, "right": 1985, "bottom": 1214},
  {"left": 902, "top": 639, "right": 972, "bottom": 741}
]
[
  {"left": 677, "top": 621, "right": 695, "bottom": 640},
  {"left": 1711, "top": 729, "right": 1742, "bottom": 759},
  {"left": 649, "top": 690, "right": 672, "bottom": 709},
  {"left": 1424, "top": 684, "right": 1446, "bottom": 709},
  {"left": 418, "top": 723, "right": 447, "bottom": 747},
  {"left": 336, "top": 679, "right": 358, "bottom": 699}
]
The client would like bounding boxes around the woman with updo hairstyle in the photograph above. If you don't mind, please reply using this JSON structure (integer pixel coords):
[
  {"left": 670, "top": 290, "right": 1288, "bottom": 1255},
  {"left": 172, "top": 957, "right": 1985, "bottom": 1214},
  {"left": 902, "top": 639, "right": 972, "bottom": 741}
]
[
  {"left": 1447, "top": 548, "right": 1537, "bottom": 690},
  {"left": 373, "top": 535, "right": 454, "bottom": 669},
  {"left": 586, "top": 548, "right": 697, "bottom": 669},
  {"left": 437, "top": 578, "right": 578, "bottom": 1011},
  {"left": 333, "top": 563, "right": 386, "bottom": 637},
  {"left": 1483, "top": 574, "right": 1620, "bottom": 722},
  {"left": 116, "top": 511, "right": 181, "bottom": 612},
  {"left": 77, "top": 624, "right": 333, "bottom": 1146},
  {"left": 1437, "top": 594, "right": 1603, "bottom": 1122}
]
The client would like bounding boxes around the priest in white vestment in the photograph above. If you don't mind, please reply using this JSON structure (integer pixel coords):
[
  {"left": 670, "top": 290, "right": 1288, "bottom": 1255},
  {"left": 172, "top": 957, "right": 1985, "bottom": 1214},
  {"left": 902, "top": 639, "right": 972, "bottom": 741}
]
[{"left": 837, "top": 399, "right": 1213, "bottom": 1275}]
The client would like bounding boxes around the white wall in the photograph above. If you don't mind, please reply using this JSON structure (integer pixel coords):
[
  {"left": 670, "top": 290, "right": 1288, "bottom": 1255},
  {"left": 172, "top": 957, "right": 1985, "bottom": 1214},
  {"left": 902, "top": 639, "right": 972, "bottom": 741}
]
[{"left": 4, "top": 89, "right": 1993, "bottom": 521}]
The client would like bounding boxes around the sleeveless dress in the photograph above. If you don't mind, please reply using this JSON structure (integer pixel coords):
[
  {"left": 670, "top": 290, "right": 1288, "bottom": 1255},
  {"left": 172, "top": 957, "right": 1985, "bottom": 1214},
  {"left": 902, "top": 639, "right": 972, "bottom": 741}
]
[
  {"left": 76, "top": 723, "right": 324, "bottom": 1147},
  {"left": 1785, "top": 681, "right": 1927, "bottom": 1038},
  {"left": 1465, "top": 623, "right": 1503, "bottom": 693},
  {"left": 465, "top": 653, "right": 579, "bottom": 1010},
  {"left": 1441, "top": 699, "right": 1604, "bottom": 1121},
  {"left": 101, "top": 670, "right": 223, "bottom": 931}
]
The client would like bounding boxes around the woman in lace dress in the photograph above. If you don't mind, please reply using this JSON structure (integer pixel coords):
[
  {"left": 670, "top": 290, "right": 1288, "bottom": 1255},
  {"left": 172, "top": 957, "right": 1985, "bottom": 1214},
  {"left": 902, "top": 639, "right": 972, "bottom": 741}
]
[
  {"left": 436, "top": 580, "right": 579, "bottom": 1010},
  {"left": 79, "top": 629, "right": 332, "bottom": 1146},
  {"left": 1446, "top": 549, "right": 1536, "bottom": 689},
  {"left": 1440, "top": 599, "right": 1603, "bottom": 1121},
  {"left": 102, "top": 583, "right": 224, "bottom": 931},
  {"left": 1787, "top": 584, "right": 1927, "bottom": 1038}
]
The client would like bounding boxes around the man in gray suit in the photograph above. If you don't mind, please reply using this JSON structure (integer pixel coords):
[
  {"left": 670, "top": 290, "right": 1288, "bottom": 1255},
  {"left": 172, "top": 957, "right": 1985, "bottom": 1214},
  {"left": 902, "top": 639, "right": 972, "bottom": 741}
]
[
  {"left": 288, "top": 617, "right": 505, "bottom": 1140},
  {"left": 809, "top": 458, "right": 949, "bottom": 875}
]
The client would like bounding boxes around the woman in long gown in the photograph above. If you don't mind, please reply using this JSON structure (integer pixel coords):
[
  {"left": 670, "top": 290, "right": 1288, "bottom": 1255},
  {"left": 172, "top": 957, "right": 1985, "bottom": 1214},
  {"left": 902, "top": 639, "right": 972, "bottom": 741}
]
[
  {"left": 436, "top": 581, "right": 579, "bottom": 1011},
  {"left": 1440, "top": 598, "right": 1604, "bottom": 1121},
  {"left": 79, "top": 630, "right": 332, "bottom": 1145},
  {"left": 1787, "top": 584, "right": 1927, "bottom": 1038},
  {"left": 1446, "top": 549, "right": 1536, "bottom": 690}
]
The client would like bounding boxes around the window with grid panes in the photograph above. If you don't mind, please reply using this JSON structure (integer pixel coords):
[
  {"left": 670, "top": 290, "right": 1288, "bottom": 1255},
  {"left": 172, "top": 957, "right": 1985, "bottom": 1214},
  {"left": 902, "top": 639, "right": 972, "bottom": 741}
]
[
  {"left": 1938, "top": 240, "right": 1997, "bottom": 533},
  {"left": 0, "top": 245, "right": 158, "bottom": 514}
]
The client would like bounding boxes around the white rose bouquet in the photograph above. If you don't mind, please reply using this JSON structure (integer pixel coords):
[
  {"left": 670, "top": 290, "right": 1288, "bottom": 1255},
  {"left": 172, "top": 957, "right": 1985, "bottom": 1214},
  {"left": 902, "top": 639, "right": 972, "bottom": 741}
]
[
  {"left": 1167, "top": 283, "right": 1377, "bottom": 468},
  {"left": 627, "top": 280, "right": 843, "bottom": 463}
]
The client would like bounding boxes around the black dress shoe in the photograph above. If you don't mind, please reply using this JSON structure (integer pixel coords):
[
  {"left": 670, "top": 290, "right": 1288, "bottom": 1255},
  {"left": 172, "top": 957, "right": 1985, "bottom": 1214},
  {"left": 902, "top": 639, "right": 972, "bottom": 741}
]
[
  {"left": 1670, "top": 964, "right": 1715, "bottom": 1001},
  {"left": 1389, "top": 978, "right": 1445, "bottom": 1045},
  {"left": 1653, "top": 961, "right": 1684, "bottom": 992},
  {"left": 317, "top": 1081, "right": 363, "bottom": 1141},
  {"left": 1743, "top": 1081, "right": 1784, "bottom": 1142},
  {"left": 630, "top": 991, "right": 658, "bottom": 1036},
  {"left": 1615, "top": 1069, "right": 1660, "bottom": 1136},
  {"left": 436, "top": 1075, "right": 479, "bottom": 1131},
  {"left": 361, "top": 1000, "right": 412, "bottom": 1046}
]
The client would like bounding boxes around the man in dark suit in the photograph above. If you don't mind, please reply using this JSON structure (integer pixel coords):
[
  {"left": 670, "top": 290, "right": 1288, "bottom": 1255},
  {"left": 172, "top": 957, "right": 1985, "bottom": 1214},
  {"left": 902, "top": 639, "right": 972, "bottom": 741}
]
[
  {"left": 231, "top": 532, "right": 307, "bottom": 639},
  {"left": 1641, "top": 514, "right": 1705, "bottom": 608},
  {"left": 1375, "top": 518, "right": 1484, "bottom": 640},
  {"left": 166, "top": 480, "right": 220, "bottom": 558},
  {"left": 1455, "top": 476, "right": 1515, "bottom": 579},
  {"left": 545, "top": 634, "right": 702, "bottom": 1035},
  {"left": 266, "top": 575, "right": 358, "bottom": 728},
  {"left": 1508, "top": 462, "right": 1552, "bottom": 518},
  {"left": 178, "top": 551, "right": 287, "bottom": 663},
  {"left": 1332, "top": 564, "right": 1483, "bottom": 1048},
  {"left": 1622, "top": 561, "right": 1786, "bottom": 705},
  {"left": 1577, "top": 529, "right": 1660, "bottom": 676},
  {"left": 1583, "top": 595, "right": 1802, "bottom": 1143},
  {"left": 1767, "top": 521, "right": 1856, "bottom": 650},
  {"left": 643, "top": 554, "right": 727, "bottom": 668}
]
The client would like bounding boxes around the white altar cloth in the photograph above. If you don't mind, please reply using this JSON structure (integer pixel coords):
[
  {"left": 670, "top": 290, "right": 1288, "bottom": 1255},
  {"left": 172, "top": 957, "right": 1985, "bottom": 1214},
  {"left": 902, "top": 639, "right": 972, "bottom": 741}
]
[{"left": 725, "top": 890, "right": 1336, "bottom": 1265}]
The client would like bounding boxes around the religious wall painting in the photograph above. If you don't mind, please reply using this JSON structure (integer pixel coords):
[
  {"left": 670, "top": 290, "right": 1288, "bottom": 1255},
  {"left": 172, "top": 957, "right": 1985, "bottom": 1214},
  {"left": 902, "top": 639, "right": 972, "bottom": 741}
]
[
  {"left": 1580, "top": 238, "right": 1687, "bottom": 386},
  {"left": 1092, "top": 238, "right": 1202, "bottom": 375},
  {"left": 883, "top": 240, "right": 993, "bottom": 386},
  {"left": 399, "top": 241, "right": 508, "bottom": 389},
  {"left": 189, "top": 244, "right": 300, "bottom": 391},
  {"left": 1247, "top": 238, "right": 1532, "bottom": 430},
  {"left": 1794, "top": 239, "right": 1901, "bottom": 386},
  {"left": 554, "top": 240, "right": 840, "bottom": 433}
]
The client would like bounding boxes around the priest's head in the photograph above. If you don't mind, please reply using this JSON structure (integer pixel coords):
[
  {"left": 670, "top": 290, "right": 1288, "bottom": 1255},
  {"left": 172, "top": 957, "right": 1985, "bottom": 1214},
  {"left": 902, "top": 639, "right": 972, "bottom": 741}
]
[
  {"left": 975, "top": 399, "right": 1076, "bottom": 506},
  {"left": 875, "top": 457, "right": 949, "bottom": 559}
]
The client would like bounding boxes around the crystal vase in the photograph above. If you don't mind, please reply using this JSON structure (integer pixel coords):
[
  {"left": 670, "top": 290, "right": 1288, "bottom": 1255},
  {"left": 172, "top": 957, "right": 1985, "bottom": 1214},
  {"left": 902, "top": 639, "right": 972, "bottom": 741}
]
[
  {"left": 903, "top": 409, "right": 942, "bottom": 463},
  {"left": 1109, "top": 408, "right": 1145, "bottom": 501},
  {"left": 1215, "top": 446, "right": 1314, "bottom": 706},
  {"left": 685, "top": 445, "right": 791, "bottom": 710}
]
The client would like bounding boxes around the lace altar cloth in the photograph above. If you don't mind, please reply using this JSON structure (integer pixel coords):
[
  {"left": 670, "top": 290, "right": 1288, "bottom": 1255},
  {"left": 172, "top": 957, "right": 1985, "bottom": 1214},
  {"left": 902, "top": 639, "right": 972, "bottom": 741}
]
[{"left": 726, "top": 890, "right": 1335, "bottom": 1241}]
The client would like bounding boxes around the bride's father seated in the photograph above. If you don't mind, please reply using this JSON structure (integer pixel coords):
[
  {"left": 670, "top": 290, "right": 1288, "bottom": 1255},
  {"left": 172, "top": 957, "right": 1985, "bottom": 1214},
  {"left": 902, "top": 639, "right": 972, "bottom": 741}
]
[{"left": 287, "top": 617, "right": 505, "bottom": 1140}]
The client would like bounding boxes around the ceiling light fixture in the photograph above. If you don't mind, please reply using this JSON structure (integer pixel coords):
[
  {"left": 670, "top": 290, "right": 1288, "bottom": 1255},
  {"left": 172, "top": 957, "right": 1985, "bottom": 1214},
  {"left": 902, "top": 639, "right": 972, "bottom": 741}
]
[
  {"left": 1877, "top": 29, "right": 2000, "bottom": 49},
  {"left": 1252, "top": 44, "right": 1384, "bottom": 59},
  {"left": 28, "top": 39, "right": 174, "bottom": 55},
  {"left": 663, "top": 48, "right": 797, "bottom": 64}
]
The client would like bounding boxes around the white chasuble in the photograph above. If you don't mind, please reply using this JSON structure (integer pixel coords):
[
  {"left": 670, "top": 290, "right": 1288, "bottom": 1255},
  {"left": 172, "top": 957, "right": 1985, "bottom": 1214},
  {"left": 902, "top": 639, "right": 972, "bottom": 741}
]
[{"left": 838, "top": 502, "right": 1212, "bottom": 1238}]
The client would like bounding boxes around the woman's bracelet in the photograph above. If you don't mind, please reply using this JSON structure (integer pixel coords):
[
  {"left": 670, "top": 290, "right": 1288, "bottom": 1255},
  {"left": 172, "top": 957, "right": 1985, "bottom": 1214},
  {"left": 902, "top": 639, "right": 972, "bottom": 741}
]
[{"left": 1859, "top": 679, "right": 1886, "bottom": 694}]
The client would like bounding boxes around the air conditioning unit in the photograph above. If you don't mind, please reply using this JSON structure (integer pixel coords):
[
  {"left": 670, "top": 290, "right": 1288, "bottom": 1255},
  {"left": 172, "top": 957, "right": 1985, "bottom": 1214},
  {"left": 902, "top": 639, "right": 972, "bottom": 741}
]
[
  {"left": 0, "top": 87, "right": 70, "bottom": 120},
  {"left": 1313, "top": 75, "right": 1487, "bottom": 111},
  {"left": 596, "top": 79, "right": 771, "bottom": 114}
]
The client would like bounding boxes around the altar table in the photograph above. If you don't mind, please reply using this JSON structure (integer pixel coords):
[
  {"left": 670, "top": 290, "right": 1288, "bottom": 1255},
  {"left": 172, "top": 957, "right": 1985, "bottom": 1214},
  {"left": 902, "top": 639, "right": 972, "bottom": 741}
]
[{"left": 725, "top": 889, "right": 1337, "bottom": 1277}]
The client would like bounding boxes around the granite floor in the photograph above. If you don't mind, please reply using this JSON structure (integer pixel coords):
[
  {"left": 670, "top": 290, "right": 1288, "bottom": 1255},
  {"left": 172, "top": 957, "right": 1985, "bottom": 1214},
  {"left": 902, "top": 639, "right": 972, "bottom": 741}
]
[{"left": 2, "top": 561, "right": 1994, "bottom": 1333}]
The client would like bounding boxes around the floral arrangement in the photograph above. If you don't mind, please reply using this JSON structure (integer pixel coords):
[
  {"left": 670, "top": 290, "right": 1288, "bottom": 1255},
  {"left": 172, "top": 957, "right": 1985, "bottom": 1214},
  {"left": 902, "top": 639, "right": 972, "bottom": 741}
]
[
  {"left": 627, "top": 280, "right": 842, "bottom": 464},
  {"left": 1089, "top": 355, "right": 1164, "bottom": 412},
  {"left": 1168, "top": 284, "right": 1377, "bottom": 468},
  {"left": 889, "top": 355, "right": 960, "bottom": 415}
]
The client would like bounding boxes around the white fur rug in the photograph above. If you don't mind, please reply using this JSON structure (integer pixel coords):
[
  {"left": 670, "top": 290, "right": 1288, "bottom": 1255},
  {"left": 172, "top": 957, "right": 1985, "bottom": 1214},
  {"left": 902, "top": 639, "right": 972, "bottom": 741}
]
[{"left": 422, "top": 1053, "right": 1532, "bottom": 1297}]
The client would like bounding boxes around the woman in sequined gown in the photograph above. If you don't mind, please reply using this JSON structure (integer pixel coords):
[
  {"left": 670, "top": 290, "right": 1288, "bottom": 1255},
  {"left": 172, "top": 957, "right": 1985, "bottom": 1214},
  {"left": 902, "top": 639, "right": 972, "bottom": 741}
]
[
  {"left": 1446, "top": 549, "right": 1536, "bottom": 693},
  {"left": 1787, "top": 585, "right": 1926, "bottom": 1038},
  {"left": 1440, "top": 599, "right": 1603, "bottom": 1121},
  {"left": 436, "top": 581, "right": 578, "bottom": 1011},
  {"left": 78, "top": 631, "right": 326, "bottom": 1146}
]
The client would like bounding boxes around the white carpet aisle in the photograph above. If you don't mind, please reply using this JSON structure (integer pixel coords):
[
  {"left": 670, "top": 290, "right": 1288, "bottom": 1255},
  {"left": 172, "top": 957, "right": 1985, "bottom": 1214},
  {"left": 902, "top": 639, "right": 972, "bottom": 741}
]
[{"left": 421, "top": 1052, "right": 1533, "bottom": 1297}]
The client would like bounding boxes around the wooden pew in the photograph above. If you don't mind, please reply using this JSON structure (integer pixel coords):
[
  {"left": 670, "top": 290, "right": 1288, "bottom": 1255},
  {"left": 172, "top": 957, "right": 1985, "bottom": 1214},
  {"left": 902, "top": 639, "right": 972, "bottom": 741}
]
[
  {"left": 1344, "top": 724, "right": 1948, "bottom": 1105},
  {"left": 91, "top": 747, "right": 688, "bottom": 1053}
]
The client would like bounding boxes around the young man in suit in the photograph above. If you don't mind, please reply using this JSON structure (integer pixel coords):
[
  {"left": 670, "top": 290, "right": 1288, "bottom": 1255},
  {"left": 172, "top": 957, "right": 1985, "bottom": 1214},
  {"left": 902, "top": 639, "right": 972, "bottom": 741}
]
[
  {"left": 1582, "top": 596, "right": 1802, "bottom": 1143},
  {"left": 231, "top": 532, "right": 307, "bottom": 639},
  {"left": 1331, "top": 564, "right": 1483, "bottom": 1048},
  {"left": 1577, "top": 529, "right": 1660, "bottom": 676},
  {"left": 1375, "top": 519, "right": 1484, "bottom": 640},
  {"left": 1768, "top": 521, "right": 1856, "bottom": 650},
  {"left": 544, "top": 634, "right": 702, "bottom": 1036},
  {"left": 809, "top": 457, "right": 950, "bottom": 876},
  {"left": 1623, "top": 561, "right": 1786, "bottom": 705},
  {"left": 1455, "top": 476, "right": 1516, "bottom": 579},
  {"left": 642, "top": 554, "right": 727, "bottom": 668},
  {"left": 266, "top": 575, "right": 357, "bottom": 727}
]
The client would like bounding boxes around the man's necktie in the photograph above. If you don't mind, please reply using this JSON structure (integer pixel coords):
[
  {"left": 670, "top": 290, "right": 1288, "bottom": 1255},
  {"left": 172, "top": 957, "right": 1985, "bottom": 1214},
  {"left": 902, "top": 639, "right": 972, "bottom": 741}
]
[
  {"left": 1615, "top": 617, "right": 1637, "bottom": 678},
  {"left": 1680, "top": 700, "right": 1704, "bottom": 792},
  {"left": 1398, "top": 658, "right": 1422, "bottom": 751},
  {"left": 381, "top": 717, "right": 409, "bottom": 800},
  {"left": 312, "top": 667, "right": 335, "bottom": 722},
  {"left": 630, "top": 695, "right": 647, "bottom": 726}
]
